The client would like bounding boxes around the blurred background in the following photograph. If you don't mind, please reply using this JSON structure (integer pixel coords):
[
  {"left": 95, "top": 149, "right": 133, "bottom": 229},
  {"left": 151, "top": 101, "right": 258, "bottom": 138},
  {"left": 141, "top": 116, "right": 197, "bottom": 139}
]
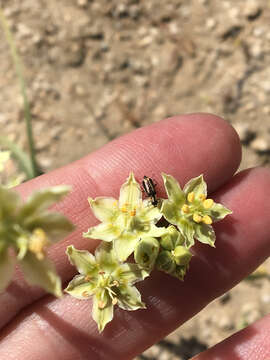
[{"left": 0, "top": 0, "right": 270, "bottom": 359}]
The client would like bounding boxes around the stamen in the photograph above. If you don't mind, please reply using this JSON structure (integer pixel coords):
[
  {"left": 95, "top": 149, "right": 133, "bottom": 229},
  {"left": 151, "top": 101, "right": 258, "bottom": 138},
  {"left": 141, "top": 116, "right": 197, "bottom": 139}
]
[
  {"left": 99, "top": 271, "right": 106, "bottom": 275},
  {"left": 193, "top": 213, "right": 202, "bottom": 223},
  {"left": 202, "top": 215, "right": 212, "bottom": 225},
  {"left": 121, "top": 206, "right": 128, "bottom": 213},
  {"left": 199, "top": 194, "right": 206, "bottom": 201},
  {"left": 187, "top": 192, "right": 195, "bottom": 203},
  {"left": 181, "top": 204, "right": 190, "bottom": 213},
  {"left": 203, "top": 199, "right": 214, "bottom": 209},
  {"left": 82, "top": 291, "right": 89, "bottom": 297}
]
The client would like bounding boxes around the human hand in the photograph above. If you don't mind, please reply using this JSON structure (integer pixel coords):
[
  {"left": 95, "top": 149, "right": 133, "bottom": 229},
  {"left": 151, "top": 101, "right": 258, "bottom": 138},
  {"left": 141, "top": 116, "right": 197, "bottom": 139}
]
[{"left": 0, "top": 113, "right": 269, "bottom": 359}]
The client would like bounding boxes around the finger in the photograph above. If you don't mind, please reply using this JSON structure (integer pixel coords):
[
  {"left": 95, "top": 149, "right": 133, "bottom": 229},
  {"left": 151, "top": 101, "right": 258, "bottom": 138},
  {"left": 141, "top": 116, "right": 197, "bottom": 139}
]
[
  {"left": 0, "top": 113, "right": 241, "bottom": 329},
  {"left": 192, "top": 314, "right": 270, "bottom": 360},
  {"left": 1, "top": 167, "right": 270, "bottom": 360}
]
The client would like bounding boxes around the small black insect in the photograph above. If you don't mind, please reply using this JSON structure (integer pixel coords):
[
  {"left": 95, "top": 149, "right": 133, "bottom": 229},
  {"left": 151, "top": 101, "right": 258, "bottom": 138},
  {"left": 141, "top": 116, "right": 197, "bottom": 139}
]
[{"left": 142, "top": 176, "right": 158, "bottom": 206}]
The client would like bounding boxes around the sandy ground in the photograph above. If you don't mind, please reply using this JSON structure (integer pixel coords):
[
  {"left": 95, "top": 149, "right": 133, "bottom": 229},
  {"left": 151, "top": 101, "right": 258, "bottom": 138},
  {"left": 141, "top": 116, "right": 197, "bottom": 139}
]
[{"left": 0, "top": 0, "right": 270, "bottom": 359}]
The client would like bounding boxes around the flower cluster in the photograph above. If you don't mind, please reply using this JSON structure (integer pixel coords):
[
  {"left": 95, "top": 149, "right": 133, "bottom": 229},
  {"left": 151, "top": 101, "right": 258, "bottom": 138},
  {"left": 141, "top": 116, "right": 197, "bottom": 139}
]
[
  {"left": 66, "top": 172, "right": 232, "bottom": 331},
  {"left": 0, "top": 171, "right": 231, "bottom": 332}
]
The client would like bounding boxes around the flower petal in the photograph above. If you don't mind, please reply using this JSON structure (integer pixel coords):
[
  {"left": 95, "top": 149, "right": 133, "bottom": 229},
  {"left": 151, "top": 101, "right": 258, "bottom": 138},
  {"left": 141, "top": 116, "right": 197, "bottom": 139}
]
[
  {"left": 24, "top": 212, "right": 74, "bottom": 241},
  {"left": 179, "top": 219, "right": 195, "bottom": 248},
  {"left": 19, "top": 252, "right": 62, "bottom": 297},
  {"left": 94, "top": 242, "right": 118, "bottom": 272},
  {"left": 83, "top": 223, "right": 120, "bottom": 242},
  {"left": 161, "top": 199, "right": 181, "bottom": 225},
  {"left": 117, "top": 284, "right": 146, "bottom": 311},
  {"left": 0, "top": 186, "right": 21, "bottom": 217},
  {"left": 149, "top": 224, "right": 168, "bottom": 237},
  {"left": 183, "top": 174, "right": 207, "bottom": 199},
  {"left": 162, "top": 173, "right": 185, "bottom": 205},
  {"left": 194, "top": 223, "right": 216, "bottom": 247},
  {"left": 114, "top": 233, "right": 139, "bottom": 261},
  {"left": 92, "top": 294, "right": 114, "bottom": 333},
  {"left": 140, "top": 202, "right": 163, "bottom": 222},
  {"left": 119, "top": 172, "right": 142, "bottom": 209},
  {"left": 65, "top": 274, "right": 95, "bottom": 299},
  {"left": 115, "top": 263, "right": 148, "bottom": 284},
  {"left": 66, "top": 245, "right": 97, "bottom": 275},
  {"left": 0, "top": 246, "right": 15, "bottom": 292},
  {"left": 88, "top": 197, "right": 118, "bottom": 222},
  {"left": 209, "top": 202, "right": 232, "bottom": 221},
  {"left": 19, "top": 186, "right": 71, "bottom": 219}
]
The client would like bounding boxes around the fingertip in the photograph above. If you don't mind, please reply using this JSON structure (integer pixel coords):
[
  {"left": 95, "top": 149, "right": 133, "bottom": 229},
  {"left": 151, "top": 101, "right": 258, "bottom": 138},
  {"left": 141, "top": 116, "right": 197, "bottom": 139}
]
[{"left": 160, "top": 113, "right": 242, "bottom": 188}]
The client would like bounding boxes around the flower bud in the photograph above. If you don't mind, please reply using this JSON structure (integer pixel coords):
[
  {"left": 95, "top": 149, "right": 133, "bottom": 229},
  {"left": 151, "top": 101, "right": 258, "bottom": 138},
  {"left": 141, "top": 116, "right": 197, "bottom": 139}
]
[
  {"left": 172, "top": 246, "right": 192, "bottom": 266},
  {"left": 174, "top": 265, "right": 187, "bottom": 280},
  {"left": 156, "top": 250, "right": 176, "bottom": 274},
  {"left": 160, "top": 225, "right": 184, "bottom": 250},
  {"left": 134, "top": 237, "right": 159, "bottom": 270}
]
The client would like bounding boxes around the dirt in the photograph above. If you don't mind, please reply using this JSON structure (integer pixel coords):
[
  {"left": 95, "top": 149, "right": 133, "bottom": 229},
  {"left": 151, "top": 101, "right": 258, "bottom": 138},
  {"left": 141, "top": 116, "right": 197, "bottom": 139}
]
[{"left": 0, "top": 0, "right": 270, "bottom": 359}]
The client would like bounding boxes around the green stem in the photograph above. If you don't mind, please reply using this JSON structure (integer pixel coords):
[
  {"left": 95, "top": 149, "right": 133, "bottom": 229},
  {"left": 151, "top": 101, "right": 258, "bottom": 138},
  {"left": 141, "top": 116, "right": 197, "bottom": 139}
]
[{"left": 0, "top": 9, "right": 40, "bottom": 178}]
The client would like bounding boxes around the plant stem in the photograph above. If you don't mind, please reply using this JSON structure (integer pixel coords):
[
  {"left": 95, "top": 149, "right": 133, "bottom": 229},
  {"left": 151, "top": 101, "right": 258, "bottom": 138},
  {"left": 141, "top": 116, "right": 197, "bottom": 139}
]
[{"left": 0, "top": 9, "right": 40, "bottom": 178}]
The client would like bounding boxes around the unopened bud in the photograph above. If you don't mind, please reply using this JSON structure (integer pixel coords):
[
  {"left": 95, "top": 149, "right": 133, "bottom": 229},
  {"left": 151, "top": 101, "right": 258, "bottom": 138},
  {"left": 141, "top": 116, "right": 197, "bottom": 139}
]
[
  {"left": 156, "top": 251, "right": 176, "bottom": 274},
  {"left": 135, "top": 237, "right": 159, "bottom": 270},
  {"left": 172, "top": 246, "right": 192, "bottom": 266}
]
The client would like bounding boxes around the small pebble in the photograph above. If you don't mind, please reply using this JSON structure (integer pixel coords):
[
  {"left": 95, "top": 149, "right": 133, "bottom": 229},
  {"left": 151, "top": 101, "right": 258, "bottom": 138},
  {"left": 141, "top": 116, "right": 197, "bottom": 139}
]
[
  {"left": 206, "top": 18, "right": 217, "bottom": 30},
  {"left": 250, "top": 137, "right": 270, "bottom": 153},
  {"left": 244, "top": 1, "right": 261, "bottom": 20},
  {"left": 77, "top": 0, "right": 88, "bottom": 7},
  {"left": 218, "top": 316, "right": 234, "bottom": 331},
  {"left": 233, "top": 123, "right": 256, "bottom": 145},
  {"left": 261, "top": 293, "right": 270, "bottom": 304}
]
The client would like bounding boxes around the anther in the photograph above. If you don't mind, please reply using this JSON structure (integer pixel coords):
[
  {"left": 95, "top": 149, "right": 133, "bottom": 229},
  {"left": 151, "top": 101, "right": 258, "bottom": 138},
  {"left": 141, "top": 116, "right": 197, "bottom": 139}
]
[
  {"left": 181, "top": 204, "right": 190, "bottom": 214},
  {"left": 130, "top": 209, "right": 136, "bottom": 216},
  {"left": 187, "top": 192, "right": 195, "bottom": 202},
  {"left": 203, "top": 199, "right": 214, "bottom": 209},
  {"left": 82, "top": 291, "right": 89, "bottom": 297},
  {"left": 193, "top": 213, "right": 202, "bottom": 223},
  {"left": 202, "top": 215, "right": 212, "bottom": 225},
  {"left": 84, "top": 275, "right": 92, "bottom": 282},
  {"left": 199, "top": 194, "right": 206, "bottom": 201}
]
